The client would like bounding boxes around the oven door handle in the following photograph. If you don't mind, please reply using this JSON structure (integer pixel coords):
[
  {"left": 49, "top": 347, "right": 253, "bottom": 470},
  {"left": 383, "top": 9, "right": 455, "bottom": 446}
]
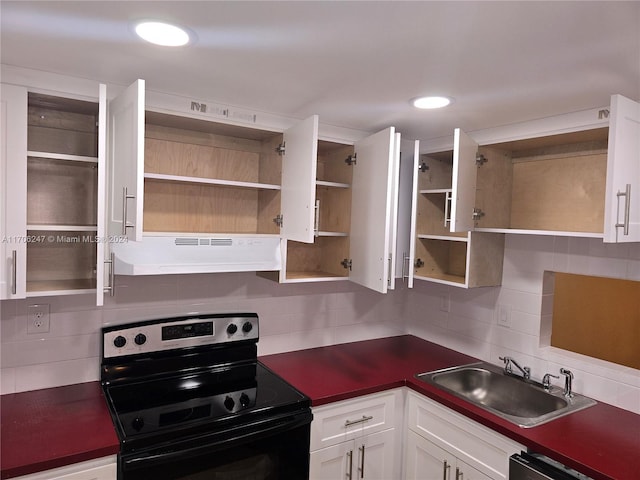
[{"left": 122, "top": 410, "right": 312, "bottom": 471}]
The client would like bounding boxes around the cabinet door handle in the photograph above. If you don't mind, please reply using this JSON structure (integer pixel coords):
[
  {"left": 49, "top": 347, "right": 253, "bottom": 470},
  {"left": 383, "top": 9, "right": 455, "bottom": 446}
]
[
  {"left": 344, "top": 415, "right": 373, "bottom": 427},
  {"left": 442, "top": 460, "right": 451, "bottom": 480},
  {"left": 402, "top": 252, "right": 410, "bottom": 283},
  {"left": 11, "top": 250, "right": 17, "bottom": 295},
  {"left": 122, "top": 187, "right": 136, "bottom": 235},
  {"left": 314, "top": 199, "right": 320, "bottom": 236},
  {"left": 358, "top": 445, "right": 365, "bottom": 478},
  {"left": 444, "top": 191, "right": 452, "bottom": 227},
  {"left": 104, "top": 252, "right": 115, "bottom": 297},
  {"left": 346, "top": 450, "right": 353, "bottom": 480},
  {"left": 616, "top": 184, "right": 631, "bottom": 236},
  {"left": 456, "top": 466, "right": 463, "bottom": 480}
]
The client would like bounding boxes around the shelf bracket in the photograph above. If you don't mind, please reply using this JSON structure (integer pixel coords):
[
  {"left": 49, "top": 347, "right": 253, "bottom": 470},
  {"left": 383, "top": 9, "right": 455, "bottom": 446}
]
[{"left": 341, "top": 258, "right": 352, "bottom": 271}]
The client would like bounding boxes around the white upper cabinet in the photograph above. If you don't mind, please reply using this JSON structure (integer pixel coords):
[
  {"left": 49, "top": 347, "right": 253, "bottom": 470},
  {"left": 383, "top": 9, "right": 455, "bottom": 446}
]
[
  {"left": 442, "top": 94, "right": 639, "bottom": 243},
  {"left": 107, "top": 79, "right": 145, "bottom": 242},
  {"left": 280, "top": 114, "right": 319, "bottom": 243},
  {"left": 604, "top": 94, "right": 640, "bottom": 243},
  {"left": 350, "top": 127, "right": 397, "bottom": 294},
  {"left": 0, "top": 83, "right": 28, "bottom": 299}
]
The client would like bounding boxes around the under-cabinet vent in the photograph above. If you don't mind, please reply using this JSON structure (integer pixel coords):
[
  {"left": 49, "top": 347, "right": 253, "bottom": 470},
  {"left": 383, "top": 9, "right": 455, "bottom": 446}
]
[
  {"left": 175, "top": 238, "right": 199, "bottom": 246},
  {"left": 211, "top": 238, "right": 233, "bottom": 246}
]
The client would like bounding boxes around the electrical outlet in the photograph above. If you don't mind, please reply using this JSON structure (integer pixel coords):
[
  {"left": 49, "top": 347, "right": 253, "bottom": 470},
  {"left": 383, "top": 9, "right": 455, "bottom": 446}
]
[
  {"left": 497, "top": 304, "right": 512, "bottom": 328},
  {"left": 27, "top": 304, "right": 50, "bottom": 334}
]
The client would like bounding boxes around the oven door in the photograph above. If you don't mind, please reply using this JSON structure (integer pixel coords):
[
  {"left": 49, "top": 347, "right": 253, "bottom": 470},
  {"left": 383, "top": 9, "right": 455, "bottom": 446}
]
[{"left": 120, "top": 410, "right": 312, "bottom": 480}]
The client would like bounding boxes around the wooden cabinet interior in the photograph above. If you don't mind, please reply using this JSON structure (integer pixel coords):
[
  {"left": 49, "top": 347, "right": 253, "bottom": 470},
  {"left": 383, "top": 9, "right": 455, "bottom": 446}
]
[
  {"left": 283, "top": 141, "right": 353, "bottom": 281},
  {"left": 26, "top": 93, "right": 99, "bottom": 294},
  {"left": 143, "top": 112, "right": 283, "bottom": 235},
  {"left": 475, "top": 127, "right": 609, "bottom": 233}
]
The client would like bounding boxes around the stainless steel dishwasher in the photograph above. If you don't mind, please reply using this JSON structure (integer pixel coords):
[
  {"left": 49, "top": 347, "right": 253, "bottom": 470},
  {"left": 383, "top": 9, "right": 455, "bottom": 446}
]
[{"left": 510, "top": 452, "right": 594, "bottom": 480}]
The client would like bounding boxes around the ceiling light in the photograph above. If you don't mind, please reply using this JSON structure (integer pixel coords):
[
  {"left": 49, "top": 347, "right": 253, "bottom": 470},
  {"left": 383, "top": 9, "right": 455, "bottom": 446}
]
[
  {"left": 135, "top": 21, "right": 190, "bottom": 47},
  {"left": 412, "top": 96, "right": 453, "bottom": 109}
]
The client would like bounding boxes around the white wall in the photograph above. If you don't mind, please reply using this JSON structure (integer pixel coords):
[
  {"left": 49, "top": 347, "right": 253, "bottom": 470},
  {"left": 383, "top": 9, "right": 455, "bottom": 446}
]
[
  {"left": 2, "top": 235, "right": 639, "bottom": 416},
  {"left": 406, "top": 234, "right": 640, "bottom": 414}
]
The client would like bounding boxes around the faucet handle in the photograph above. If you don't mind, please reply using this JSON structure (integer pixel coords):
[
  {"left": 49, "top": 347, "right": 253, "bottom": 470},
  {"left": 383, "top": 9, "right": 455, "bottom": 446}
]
[{"left": 542, "top": 373, "right": 559, "bottom": 391}]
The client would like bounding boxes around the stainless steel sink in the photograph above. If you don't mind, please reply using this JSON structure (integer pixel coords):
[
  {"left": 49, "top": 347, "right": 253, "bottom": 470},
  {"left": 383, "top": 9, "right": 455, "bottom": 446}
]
[{"left": 416, "top": 362, "right": 596, "bottom": 428}]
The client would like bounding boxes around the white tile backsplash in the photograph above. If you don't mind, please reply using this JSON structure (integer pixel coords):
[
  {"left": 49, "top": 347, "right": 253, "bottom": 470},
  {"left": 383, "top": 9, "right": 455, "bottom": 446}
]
[{"left": 2, "top": 238, "right": 639, "bottom": 416}]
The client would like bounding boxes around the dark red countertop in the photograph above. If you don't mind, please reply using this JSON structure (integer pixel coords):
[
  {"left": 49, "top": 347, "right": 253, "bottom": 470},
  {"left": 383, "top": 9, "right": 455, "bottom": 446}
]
[
  {"left": 0, "top": 382, "right": 119, "bottom": 479},
  {"left": 260, "top": 335, "right": 640, "bottom": 480}
]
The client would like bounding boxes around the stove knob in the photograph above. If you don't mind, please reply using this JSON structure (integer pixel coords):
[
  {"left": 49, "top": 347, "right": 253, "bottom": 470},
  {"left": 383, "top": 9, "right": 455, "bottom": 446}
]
[
  {"left": 113, "top": 335, "right": 126, "bottom": 348},
  {"left": 134, "top": 333, "right": 147, "bottom": 345},
  {"left": 131, "top": 417, "right": 144, "bottom": 432},
  {"left": 242, "top": 322, "right": 253, "bottom": 333},
  {"left": 226, "top": 323, "right": 238, "bottom": 335},
  {"left": 224, "top": 396, "right": 235, "bottom": 411},
  {"left": 239, "top": 393, "right": 251, "bottom": 408}
]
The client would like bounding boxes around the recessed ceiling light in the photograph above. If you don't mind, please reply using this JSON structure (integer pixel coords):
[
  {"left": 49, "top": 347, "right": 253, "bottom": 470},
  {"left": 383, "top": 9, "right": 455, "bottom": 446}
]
[
  {"left": 412, "top": 96, "right": 453, "bottom": 109},
  {"left": 135, "top": 21, "right": 190, "bottom": 47}
]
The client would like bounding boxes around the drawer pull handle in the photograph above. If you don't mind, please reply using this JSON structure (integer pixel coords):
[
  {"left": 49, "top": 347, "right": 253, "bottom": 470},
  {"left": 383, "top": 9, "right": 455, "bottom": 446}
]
[
  {"left": 344, "top": 415, "right": 373, "bottom": 427},
  {"left": 358, "top": 445, "right": 365, "bottom": 478},
  {"left": 346, "top": 450, "right": 353, "bottom": 480}
]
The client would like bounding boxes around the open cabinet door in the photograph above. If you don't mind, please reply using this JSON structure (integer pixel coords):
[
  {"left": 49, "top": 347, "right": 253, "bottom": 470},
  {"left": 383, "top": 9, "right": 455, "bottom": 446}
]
[
  {"left": 96, "top": 84, "right": 107, "bottom": 306},
  {"left": 280, "top": 115, "right": 319, "bottom": 243},
  {"left": 349, "top": 127, "right": 395, "bottom": 293},
  {"left": 604, "top": 94, "right": 640, "bottom": 243},
  {"left": 0, "top": 84, "right": 27, "bottom": 299},
  {"left": 406, "top": 139, "right": 420, "bottom": 289},
  {"left": 108, "top": 79, "right": 145, "bottom": 242},
  {"left": 450, "top": 128, "right": 478, "bottom": 233},
  {"left": 386, "top": 132, "right": 401, "bottom": 290}
]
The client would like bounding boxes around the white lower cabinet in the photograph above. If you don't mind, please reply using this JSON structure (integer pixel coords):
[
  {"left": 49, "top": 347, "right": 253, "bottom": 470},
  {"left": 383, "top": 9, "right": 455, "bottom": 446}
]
[
  {"left": 406, "top": 430, "right": 491, "bottom": 480},
  {"left": 309, "top": 389, "right": 403, "bottom": 480},
  {"left": 13, "top": 456, "right": 116, "bottom": 480},
  {"left": 405, "top": 391, "right": 524, "bottom": 480}
]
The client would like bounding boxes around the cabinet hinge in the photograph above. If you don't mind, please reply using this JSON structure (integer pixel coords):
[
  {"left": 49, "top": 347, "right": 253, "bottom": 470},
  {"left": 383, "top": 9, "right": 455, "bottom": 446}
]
[
  {"left": 273, "top": 214, "right": 283, "bottom": 227},
  {"left": 475, "top": 153, "right": 487, "bottom": 166},
  {"left": 345, "top": 154, "right": 357, "bottom": 166},
  {"left": 275, "top": 142, "right": 286, "bottom": 155},
  {"left": 341, "top": 258, "right": 352, "bottom": 271},
  {"left": 472, "top": 208, "right": 485, "bottom": 220},
  {"left": 418, "top": 161, "right": 429, "bottom": 173},
  {"left": 598, "top": 109, "right": 610, "bottom": 119},
  {"left": 414, "top": 258, "right": 424, "bottom": 268}
]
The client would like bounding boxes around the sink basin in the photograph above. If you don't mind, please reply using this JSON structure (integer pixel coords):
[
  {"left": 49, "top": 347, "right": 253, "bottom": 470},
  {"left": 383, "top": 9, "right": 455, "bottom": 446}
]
[{"left": 416, "top": 362, "right": 596, "bottom": 428}]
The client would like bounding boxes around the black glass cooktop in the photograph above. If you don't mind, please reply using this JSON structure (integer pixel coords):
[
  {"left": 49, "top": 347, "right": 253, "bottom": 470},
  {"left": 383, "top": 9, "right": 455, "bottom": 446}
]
[{"left": 104, "top": 362, "right": 309, "bottom": 446}]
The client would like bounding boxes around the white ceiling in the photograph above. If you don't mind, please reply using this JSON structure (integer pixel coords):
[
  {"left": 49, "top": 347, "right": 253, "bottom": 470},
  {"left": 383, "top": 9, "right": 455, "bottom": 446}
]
[{"left": 1, "top": 1, "right": 639, "bottom": 141}]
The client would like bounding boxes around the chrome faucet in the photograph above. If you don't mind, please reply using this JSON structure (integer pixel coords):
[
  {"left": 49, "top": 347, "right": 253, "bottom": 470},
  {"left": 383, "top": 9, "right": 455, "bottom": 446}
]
[
  {"left": 499, "top": 356, "right": 531, "bottom": 380},
  {"left": 560, "top": 368, "right": 574, "bottom": 397},
  {"left": 542, "top": 373, "right": 559, "bottom": 392}
]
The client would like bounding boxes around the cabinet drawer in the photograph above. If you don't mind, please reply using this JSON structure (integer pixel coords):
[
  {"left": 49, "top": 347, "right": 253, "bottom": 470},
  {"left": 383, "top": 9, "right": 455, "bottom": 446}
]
[
  {"left": 407, "top": 391, "right": 523, "bottom": 480},
  {"left": 311, "top": 389, "right": 401, "bottom": 451},
  {"left": 14, "top": 456, "right": 117, "bottom": 480}
]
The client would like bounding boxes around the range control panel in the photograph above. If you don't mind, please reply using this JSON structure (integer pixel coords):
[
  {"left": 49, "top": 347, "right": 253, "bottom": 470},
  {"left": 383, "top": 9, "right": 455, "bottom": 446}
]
[{"left": 103, "top": 314, "right": 259, "bottom": 359}]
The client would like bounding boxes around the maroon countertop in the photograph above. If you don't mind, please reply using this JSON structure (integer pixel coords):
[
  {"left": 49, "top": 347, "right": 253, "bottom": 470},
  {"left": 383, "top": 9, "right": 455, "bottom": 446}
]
[
  {"left": 1, "top": 336, "right": 638, "bottom": 479},
  {"left": 0, "top": 382, "right": 120, "bottom": 479},
  {"left": 260, "top": 335, "right": 640, "bottom": 480}
]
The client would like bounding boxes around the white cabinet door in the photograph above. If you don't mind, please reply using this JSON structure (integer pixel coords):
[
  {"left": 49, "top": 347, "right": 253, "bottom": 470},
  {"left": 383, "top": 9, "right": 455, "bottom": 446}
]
[
  {"left": 280, "top": 114, "right": 319, "bottom": 243},
  {"left": 358, "top": 429, "right": 397, "bottom": 480},
  {"left": 386, "top": 132, "right": 401, "bottom": 290},
  {"left": 407, "top": 139, "right": 421, "bottom": 290},
  {"left": 0, "top": 83, "right": 27, "bottom": 299},
  {"left": 309, "top": 440, "right": 354, "bottom": 480},
  {"left": 107, "top": 79, "right": 144, "bottom": 242},
  {"left": 349, "top": 127, "right": 396, "bottom": 294},
  {"left": 95, "top": 83, "right": 108, "bottom": 306},
  {"left": 450, "top": 128, "right": 478, "bottom": 233},
  {"left": 399, "top": 138, "right": 419, "bottom": 289},
  {"left": 405, "top": 430, "right": 456, "bottom": 480},
  {"left": 604, "top": 94, "right": 640, "bottom": 243}
]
